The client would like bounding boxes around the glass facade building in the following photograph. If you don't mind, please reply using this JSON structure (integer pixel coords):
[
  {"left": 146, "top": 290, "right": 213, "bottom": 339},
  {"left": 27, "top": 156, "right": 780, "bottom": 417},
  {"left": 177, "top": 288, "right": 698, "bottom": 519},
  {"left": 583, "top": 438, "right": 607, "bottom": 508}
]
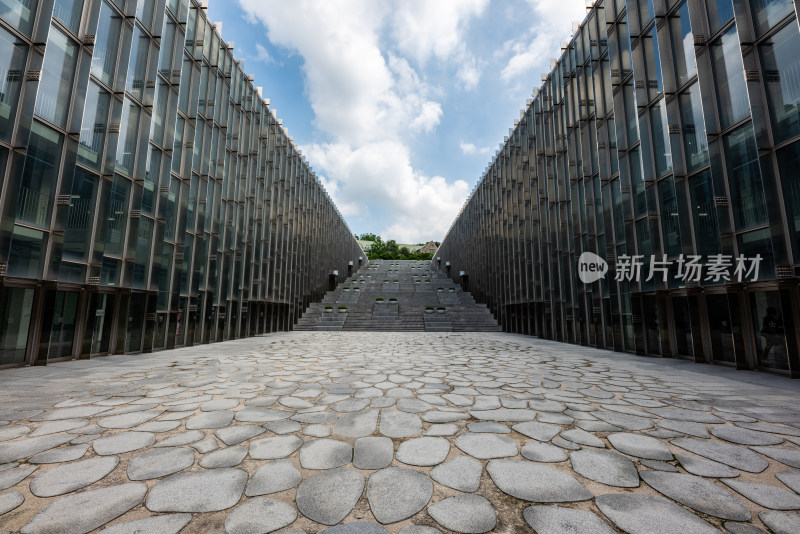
[
  {"left": 0, "top": 0, "right": 362, "bottom": 367},
  {"left": 438, "top": 0, "right": 800, "bottom": 377}
]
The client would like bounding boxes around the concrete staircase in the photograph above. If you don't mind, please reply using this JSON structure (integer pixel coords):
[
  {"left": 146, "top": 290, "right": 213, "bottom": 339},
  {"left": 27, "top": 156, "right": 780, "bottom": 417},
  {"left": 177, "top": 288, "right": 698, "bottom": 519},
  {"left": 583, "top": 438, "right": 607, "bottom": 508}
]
[{"left": 295, "top": 260, "right": 501, "bottom": 332}]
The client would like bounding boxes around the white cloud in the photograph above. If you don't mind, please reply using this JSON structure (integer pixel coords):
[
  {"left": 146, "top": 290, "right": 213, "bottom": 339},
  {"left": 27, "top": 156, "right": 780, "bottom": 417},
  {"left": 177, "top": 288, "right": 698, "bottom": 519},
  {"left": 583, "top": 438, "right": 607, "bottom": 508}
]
[
  {"left": 460, "top": 141, "right": 491, "bottom": 155},
  {"left": 235, "top": 0, "right": 476, "bottom": 242},
  {"left": 254, "top": 43, "right": 272, "bottom": 64},
  {"left": 500, "top": 0, "right": 588, "bottom": 83}
]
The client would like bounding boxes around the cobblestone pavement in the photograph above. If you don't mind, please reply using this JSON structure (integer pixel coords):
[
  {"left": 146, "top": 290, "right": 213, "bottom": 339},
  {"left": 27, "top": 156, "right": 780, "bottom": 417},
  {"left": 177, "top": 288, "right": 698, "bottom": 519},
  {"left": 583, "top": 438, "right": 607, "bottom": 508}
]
[{"left": 1, "top": 332, "right": 800, "bottom": 534}]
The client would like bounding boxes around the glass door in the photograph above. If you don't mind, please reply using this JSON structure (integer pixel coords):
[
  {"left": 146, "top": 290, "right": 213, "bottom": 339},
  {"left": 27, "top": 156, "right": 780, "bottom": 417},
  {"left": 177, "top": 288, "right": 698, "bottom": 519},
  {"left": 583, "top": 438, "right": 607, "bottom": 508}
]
[
  {"left": 707, "top": 294, "right": 736, "bottom": 363},
  {"left": 0, "top": 287, "right": 34, "bottom": 365},
  {"left": 47, "top": 291, "right": 79, "bottom": 360},
  {"left": 750, "top": 290, "right": 789, "bottom": 371}
]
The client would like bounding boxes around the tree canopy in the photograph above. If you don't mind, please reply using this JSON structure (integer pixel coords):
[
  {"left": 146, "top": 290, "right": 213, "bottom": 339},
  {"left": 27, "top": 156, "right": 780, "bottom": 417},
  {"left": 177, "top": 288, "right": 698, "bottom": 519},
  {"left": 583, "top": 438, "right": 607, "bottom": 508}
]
[{"left": 362, "top": 236, "right": 433, "bottom": 260}]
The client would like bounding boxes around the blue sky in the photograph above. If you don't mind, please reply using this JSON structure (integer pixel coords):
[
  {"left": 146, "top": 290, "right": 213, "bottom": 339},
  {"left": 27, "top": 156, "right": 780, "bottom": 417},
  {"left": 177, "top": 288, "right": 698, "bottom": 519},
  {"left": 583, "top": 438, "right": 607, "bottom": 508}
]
[{"left": 207, "top": 0, "right": 588, "bottom": 243}]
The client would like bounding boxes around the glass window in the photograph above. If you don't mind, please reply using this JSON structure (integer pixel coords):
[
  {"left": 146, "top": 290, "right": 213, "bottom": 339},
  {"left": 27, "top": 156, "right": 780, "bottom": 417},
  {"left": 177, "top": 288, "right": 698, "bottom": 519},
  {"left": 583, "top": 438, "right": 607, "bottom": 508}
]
[
  {"left": 0, "top": 287, "right": 34, "bottom": 365},
  {"left": 126, "top": 25, "right": 150, "bottom": 101},
  {"left": 7, "top": 224, "right": 46, "bottom": 278},
  {"left": 776, "top": 141, "right": 800, "bottom": 261},
  {"left": 706, "top": 0, "right": 734, "bottom": 35},
  {"left": 724, "top": 125, "right": 767, "bottom": 229},
  {"left": 0, "top": 0, "right": 37, "bottom": 36},
  {"left": 711, "top": 25, "right": 750, "bottom": 129},
  {"left": 35, "top": 26, "right": 78, "bottom": 129},
  {"left": 0, "top": 26, "right": 26, "bottom": 143},
  {"left": 63, "top": 167, "right": 98, "bottom": 261},
  {"left": 135, "top": 0, "right": 155, "bottom": 30},
  {"left": 17, "top": 122, "right": 62, "bottom": 227},
  {"left": 642, "top": 26, "right": 663, "bottom": 101},
  {"left": 104, "top": 175, "right": 129, "bottom": 256},
  {"left": 759, "top": 23, "right": 800, "bottom": 144},
  {"left": 658, "top": 177, "right": 681, "bottom": 256},
  {"left": 738, "top": 228, "right": 774, "bottom": 278},
  {"left": 650, "top": 101, "right": 672, "bottom": 176},
  {"left": 751, "top": 0, "right": 794, "bottom": 37},
  {"left": 53, "top": 0, "right": 83, "bottom": 35},
  {"left": 116, "top": 98, "right": 140, "bottom": 175},
  {"left": 91, "top": 1, "right": 123, "bottom": 86},
  {"left": 680, "top": 83, "right": 709, "bottom": 170},
  {"left": 670, "top": 1, "right": 696, "bottom": 87},
  {"left": 689, "top": 169, "right": 721, "bottom": 255},
  {"left": 77, "top": 81, "right": 110, "bottom": 170}
]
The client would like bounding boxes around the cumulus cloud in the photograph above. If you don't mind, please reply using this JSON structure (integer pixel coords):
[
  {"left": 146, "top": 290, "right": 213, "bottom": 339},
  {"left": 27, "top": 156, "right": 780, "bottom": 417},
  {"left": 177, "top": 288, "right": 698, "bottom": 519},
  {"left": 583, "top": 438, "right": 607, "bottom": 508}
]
[
  {"left": 254, "top": 43, "right": 272, "bottom": 64},
  {"left": 459, "top": 141, "right": 491, "bottom": 155},
  {"left": 500, "top": 0, "right": 588, "bottom": 83},
  {"left": 235, "top": 0, "right": 483, "bottom": 242}
]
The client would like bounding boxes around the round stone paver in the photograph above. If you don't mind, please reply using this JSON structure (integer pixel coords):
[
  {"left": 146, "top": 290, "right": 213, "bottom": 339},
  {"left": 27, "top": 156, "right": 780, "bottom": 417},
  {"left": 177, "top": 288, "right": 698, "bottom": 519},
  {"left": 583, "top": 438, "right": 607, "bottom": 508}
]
[
  {"left": 607, "top": 432, "right": 673, "bottom": 460},
  {"left": 641, "top": 471, "right": 750, "bottom": 520},
  {"left": 299, "top": 438, "right": 352, "bottom": 469},
  {"left": 21, "top": 483, "right": 147, "bottom": 534},
  {"left": 570, "top": 449, "right": 640, "bottom": 488},
  {"left": 469, "top": 408, "right": 535, "bottom": 422},
  {"left": 722, "top": 479, "right": 800, "bottom": 510},
  {"left": 215, "top": 425, "right": 265, "bottom": 445},
  {"left": 353, "top": 437, "right": 394, "bottom": 470},
  {"left": 520, "top": 441, "right": 569, "bottom": 463},
  {"left": 249, "top": 435, "right": 303, "bottom": 460},
  {"left": 30, "top": 456, "right": 119, "bottom": 497},
  {"left": 759, "top": 510, "right": 800, "bottom": 534},
  {"left": 595, "top": 493, "right": 720, "bottom": 534},
  {"left": 28, "top": 444, "right": 89, "bottom": 464},
  {"left": 0, "top": 490, "right": 24, "bottom": 516},
  {"left": 427, "top": 495, "right": 497, "bottom": 534},
  {"left": 671, "top": 438, "right": 769, "bottom": 473},
  {"left": 379, "top": 410, "right": 422, "bottom": 438},
  {"left": 430, "top": 455, "right": 483, "bottom": 492},
  {"left": 127, "top": 447, "right": 195, "bottom": 480},
  {"left": 487, "top": 459, "right": 592, "bottom": 502},
  {"left": 96, "top": 513, "right": 192, "bottom": 534},
  {"left": 146, "top": 468, "right": 248, "bottom": 512},
  {"left": 367, "top": 467, "right": 433, "bottom": 524},
  {"left": 455, "top": 433, "right": 518, "bottom": 459},
  {"left": 0, "top": 434, "right": 75, "bottom": 464},
  {"left": 93, "top": 432, "right": 155, "bottom": 456},
  {"left": 246, "top": 459, "right": 302, "bottom": 496},
  {"left": 199, "top": 445, "right": 248, "bottom": 468},
  {"left": 0, "top": 465, "right": 37, "bottom": 490},
  {"left": 396, "top": 437, "right": 450, "bottom": 466},
  {"left": 224, "top": 497, "right": 297, "bottom": 534},
  {"left": 512, "top": 421, "right": 561, "bottom": 441},
  {"left": 186, "top": 410, "right": 234, "bottom": 430},
  {"left": 711, "top": 426, "right": 784, "bottom": 446},
  {"left": 675, "top": 453, "right": 740, "bottom": 478},
  {"left": 333, "top": 410, "right": 379, "bottom": 437},
  {"left": 321, "top": 522, "right": 390, "bottom": 534},
  {"left": 296, "top": 468, "right": 365, "bottom": 525},
  {"left": 523, "top": 505, "right": 616, "bottom": 534}
]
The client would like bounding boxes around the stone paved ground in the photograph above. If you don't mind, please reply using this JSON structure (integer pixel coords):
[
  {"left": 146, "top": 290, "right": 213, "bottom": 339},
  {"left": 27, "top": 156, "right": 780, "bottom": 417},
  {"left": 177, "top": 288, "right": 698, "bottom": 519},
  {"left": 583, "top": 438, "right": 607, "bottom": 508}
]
[{"left": 1, "top": 332, "right": 800, "bottom": 534}]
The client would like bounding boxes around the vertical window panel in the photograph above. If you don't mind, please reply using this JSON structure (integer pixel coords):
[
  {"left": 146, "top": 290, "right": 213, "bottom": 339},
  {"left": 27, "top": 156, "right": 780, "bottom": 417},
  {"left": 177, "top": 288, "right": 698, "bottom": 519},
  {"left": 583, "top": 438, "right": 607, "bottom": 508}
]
[
  {"left": 711, "top": 25, "right": 750, "bottom": 129},
  {"left": 35, "top": 27, "right": 78, "bottom": 129},
  {"left": 91, "top": 1, "right": 123, "bottom": 86},
  {"left": 0, "top": 26, "right": 27, "bottom": 143},
  {"left": 760, "top": 23, "right": 800, "bottom": 144}
]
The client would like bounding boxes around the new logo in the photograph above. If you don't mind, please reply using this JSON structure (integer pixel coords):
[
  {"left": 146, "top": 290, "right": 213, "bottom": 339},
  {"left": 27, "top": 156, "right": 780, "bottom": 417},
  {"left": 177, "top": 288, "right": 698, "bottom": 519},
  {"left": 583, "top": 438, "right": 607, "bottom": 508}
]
[{"left": 578, "top": 252, "right": 608, "bottom": 284}]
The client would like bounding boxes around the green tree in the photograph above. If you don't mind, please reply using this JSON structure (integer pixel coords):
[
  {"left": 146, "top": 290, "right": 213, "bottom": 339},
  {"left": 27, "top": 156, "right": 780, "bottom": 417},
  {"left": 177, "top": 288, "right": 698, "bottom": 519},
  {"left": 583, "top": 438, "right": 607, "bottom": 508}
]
[{"left": 357, "top": 233, "right": 379, "bottom": 241}]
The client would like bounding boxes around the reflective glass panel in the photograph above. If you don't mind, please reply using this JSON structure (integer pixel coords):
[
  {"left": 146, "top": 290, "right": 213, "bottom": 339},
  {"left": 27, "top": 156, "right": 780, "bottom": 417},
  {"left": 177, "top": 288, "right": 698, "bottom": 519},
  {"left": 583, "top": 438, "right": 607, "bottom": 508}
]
[
  {"left": 35, "top": 26, "right": 78, "bottom": 128},
  {"left": 17, "top": 122, "right": 62, "bottom": 227},
  {"left": 680, "top": 83, "right": 709, "bottom": 170},
  {"left": 53, "top": 0, "right": 83, "bottom": 35},
  {"left": 711, "top": 26, "right": 750, "bottom": 129},
  {"left": 776, "top": 141, "right": 800, "bottom": 261},
  {"left": 7, "top": 225, "right": 46, "bottom": 278},
  {"left": 658, "top": 177, "right": 681, "bottom": 256},
  {"left": 126, "top": 25, "right": 149, "bottom": 101},
  {"left": 688, "top": 169, "right": 721, "bottom": 255},
  {"left": 0, "top": 26, "right": 26, "bottom": 143},
  {"left": 77, "top": 81, "right": 109, "bottom": 170},
  {"left": 738, "top": 228, "right": 774, "bottom": 278},
  {"left": 724, "top": 125, "right": 767, "bottom": 229},
  {"left": 670, "top": 1, "right": 696, "bottom": 87},
  {"left": 650, "top": 101, "right": 672, "bottom": 176},
  {"left": 116, "top": 98, "right": 140, "bottom": 175},
  {"left": 91, "top": 1, "right": 123, "bottom": 86},
  {"left": 63, "top": 167, "right": 98, "bottom": 261},
  {"left": 0, "top": 0, "right": 37, "bottom": 36},
  {"left": 104, "top": 175, "right": 129, "bottom": 256},
  {"left": 751, "top": 290, "right": 789, "bottom": 370},
  {"left": 759, "top": 23, "right": 800, "bottom": 144},
  {"left": 751, "top": 0, "right": 794, "bottom": 37},
  {"left": 706, "top": 0, "right": 734, "bottom": 35}
]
